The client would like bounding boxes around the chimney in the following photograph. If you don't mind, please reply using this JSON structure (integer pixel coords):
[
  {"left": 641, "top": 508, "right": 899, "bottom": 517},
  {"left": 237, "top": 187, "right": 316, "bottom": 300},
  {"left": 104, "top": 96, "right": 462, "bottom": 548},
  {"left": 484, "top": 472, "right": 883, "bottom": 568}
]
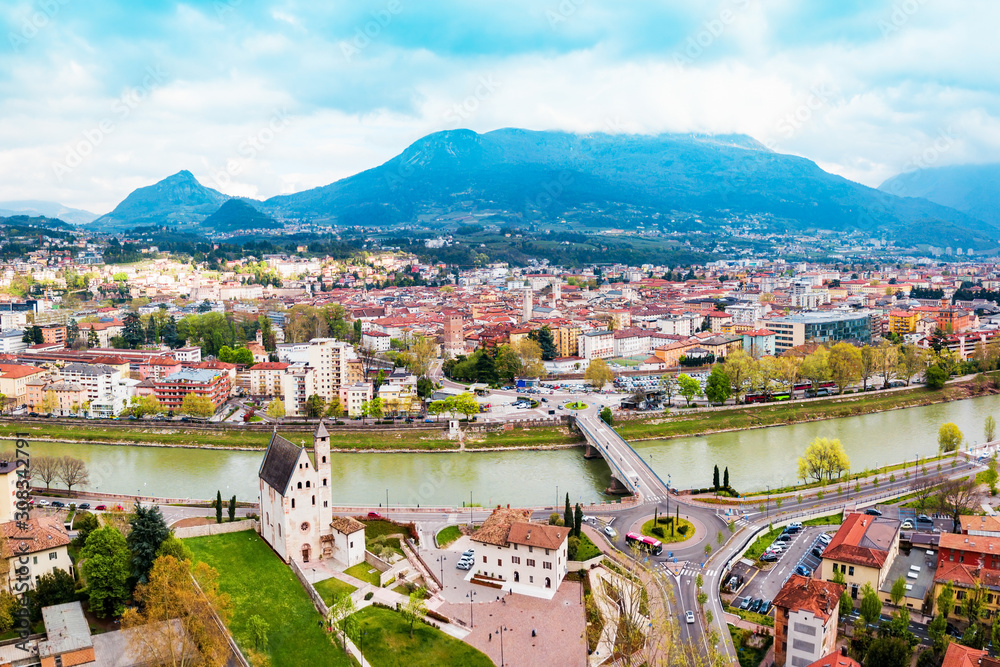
[{"left": 841, "top": 646, "right": 848, "bottom": 657}]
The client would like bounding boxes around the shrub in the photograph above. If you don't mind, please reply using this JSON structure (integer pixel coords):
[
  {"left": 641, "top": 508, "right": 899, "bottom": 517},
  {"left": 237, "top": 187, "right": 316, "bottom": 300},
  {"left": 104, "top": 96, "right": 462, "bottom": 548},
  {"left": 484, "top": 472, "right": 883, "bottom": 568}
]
[
  {"left": 650, "top": 526, "right": 664, "bottom": 538},
  {"left": 656, "top": 517, "right": 672, "bottom": 525},
  {"left": 677, "top": 525, "right": 688, "bottom": 536},
  {"left": 426, "top": 609, "right": 450, "bottom": 623},
  {"left": 364, "top": 592, "right": 374, "bottom": 601}
]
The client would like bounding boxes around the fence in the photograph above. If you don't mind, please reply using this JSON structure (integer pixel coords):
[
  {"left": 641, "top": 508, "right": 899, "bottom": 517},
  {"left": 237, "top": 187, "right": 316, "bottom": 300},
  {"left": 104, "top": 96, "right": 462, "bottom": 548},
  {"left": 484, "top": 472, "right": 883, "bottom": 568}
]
[
  {"left": 173, "top": 519, "right": 259, "bottom": 539},
  {"left": 190, "top": 573, "right": 251, "bottom": 667},
  {"left": 289, "top": 558, "right": 329, "bottom": 618}
]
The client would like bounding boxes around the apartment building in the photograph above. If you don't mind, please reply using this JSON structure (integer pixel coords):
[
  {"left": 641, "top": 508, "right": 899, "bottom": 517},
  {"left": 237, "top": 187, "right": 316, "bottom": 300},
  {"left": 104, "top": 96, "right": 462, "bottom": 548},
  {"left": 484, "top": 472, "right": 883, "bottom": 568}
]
[
  {"left": 339, "top": 382, "right": 373, "bottom": 418},
  {"left": 470, "top": 507, "right": 569, "bottom": 593},
  {"left": 40, "top": 325, "right": 67, "bottom": 346},
  {"left": 556, "top": 325, "right": 581, "bottom": 357},
  {"left": 361, "top": 331, "right": 391, "bottom": 352},
  {"left": 773, "top": 575, "right": 845, "bottom": 667},
  {"left": 60, "top": 363, "right": 120, "bottom": 403},
  {"left": 0, "top": 363, "right": 47, "bottom": 408},
  {"left": 579, "top": 330, "right": 614, "bottom": 361},
  {"left": 820, "top": 513, "right": 901, "bottom": 599},
  {"left": 248, "top": 362, "right": 290, "bottom": 397},
  {"left": 152, "top": 368, "right": 228, "bottom": 412},
  {"left": 281, "top": 365, "right": 315, "bottom": 417},
  {"left": 306, "top": 339, "right": 359, "bottom": 403},
  {"left": 768, "top": 311, "right": 873, "bottom": 353}
]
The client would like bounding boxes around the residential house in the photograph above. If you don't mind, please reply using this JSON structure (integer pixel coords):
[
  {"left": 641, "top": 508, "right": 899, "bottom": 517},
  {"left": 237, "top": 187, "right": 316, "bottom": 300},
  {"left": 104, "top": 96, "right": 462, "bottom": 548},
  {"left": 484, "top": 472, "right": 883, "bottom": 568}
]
[
  {"left": 820, "top": 513, "right": 901, "bottom": 599},
  {"left": 772, "top": 574, "right": 845, "bottom": 667},
  {"left": 470, "top": 507, "right": 569, "bottom": 596}
]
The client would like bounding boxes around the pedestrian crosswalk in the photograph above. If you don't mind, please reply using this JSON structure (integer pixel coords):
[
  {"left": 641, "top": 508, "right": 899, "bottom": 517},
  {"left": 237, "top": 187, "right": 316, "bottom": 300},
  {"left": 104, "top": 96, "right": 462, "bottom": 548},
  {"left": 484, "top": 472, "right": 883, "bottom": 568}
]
[{"left": 678, "top": 566, "right": 717, "bottom": 578}]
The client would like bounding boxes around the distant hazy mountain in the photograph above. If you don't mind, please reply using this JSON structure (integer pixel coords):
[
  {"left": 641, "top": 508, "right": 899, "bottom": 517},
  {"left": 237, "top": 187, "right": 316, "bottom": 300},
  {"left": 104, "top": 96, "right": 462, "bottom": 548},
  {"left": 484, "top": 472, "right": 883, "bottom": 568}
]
[
  {"left": 202, "top": 199, "right": 282, "bottom": 232},
  {"left": 264, "top": 128, "right": 994, "bottom": 247},
  {"left": 0, "top": 200, "right": 97, "bottom": 224},
  {"left": 879, "top": 164, "right": 1000, "bottom": 226},
  {"left": 94, "top": 170, "right": 229, "bottom": 228}
]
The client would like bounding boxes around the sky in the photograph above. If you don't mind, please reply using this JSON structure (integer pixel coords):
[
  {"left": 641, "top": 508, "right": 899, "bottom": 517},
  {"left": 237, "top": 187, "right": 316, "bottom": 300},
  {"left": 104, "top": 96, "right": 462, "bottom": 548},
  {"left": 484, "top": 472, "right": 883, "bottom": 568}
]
[{"left": 1, "top": 0, "right": 999, "bottom": 214}]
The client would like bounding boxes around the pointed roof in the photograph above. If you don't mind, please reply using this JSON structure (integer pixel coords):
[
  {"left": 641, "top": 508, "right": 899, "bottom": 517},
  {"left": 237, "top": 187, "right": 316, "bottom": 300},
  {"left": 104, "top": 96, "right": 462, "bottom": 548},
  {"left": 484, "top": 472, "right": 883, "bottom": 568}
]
[
  {"left": 315, "top": 420, "right": 329, "bottom": 439},
  {"left": 258, "top": 433, "right": 302, "bottom": 496}
]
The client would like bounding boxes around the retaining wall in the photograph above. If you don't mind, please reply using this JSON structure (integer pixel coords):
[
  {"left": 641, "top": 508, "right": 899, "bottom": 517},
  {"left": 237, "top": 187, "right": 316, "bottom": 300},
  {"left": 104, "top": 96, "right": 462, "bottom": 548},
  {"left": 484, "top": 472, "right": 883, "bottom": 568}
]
[{"left": 173, "top": 520, "right": 259, "bottom": 539}]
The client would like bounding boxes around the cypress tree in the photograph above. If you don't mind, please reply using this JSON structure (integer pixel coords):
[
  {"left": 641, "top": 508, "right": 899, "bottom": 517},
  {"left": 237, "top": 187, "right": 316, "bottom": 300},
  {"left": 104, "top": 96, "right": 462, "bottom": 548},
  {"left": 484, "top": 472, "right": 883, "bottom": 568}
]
[
  {"left": 723, "top": 467, "right": 730, "bottom": 490},
  {"left": 216, "top": 491, "right": 223, "bottom": 524},
  {"left": 574, "top": 503, "right": 583, "bottom": 537},
  {"left": 713, "top": 465, "right": 720, "bottom": 490},
  {"left": 228, "top": 495, "right": 237, "bottom": 522},
  {"left": 564, "top": 493, "right": 573, "bottom": 529}
]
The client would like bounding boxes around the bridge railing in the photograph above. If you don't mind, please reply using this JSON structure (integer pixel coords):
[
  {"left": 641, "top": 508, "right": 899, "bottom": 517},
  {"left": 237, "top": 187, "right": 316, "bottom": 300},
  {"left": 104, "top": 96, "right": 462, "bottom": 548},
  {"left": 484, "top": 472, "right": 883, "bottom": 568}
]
[{"left": 591, "top": 417, "right": 673, "bottom": 494}]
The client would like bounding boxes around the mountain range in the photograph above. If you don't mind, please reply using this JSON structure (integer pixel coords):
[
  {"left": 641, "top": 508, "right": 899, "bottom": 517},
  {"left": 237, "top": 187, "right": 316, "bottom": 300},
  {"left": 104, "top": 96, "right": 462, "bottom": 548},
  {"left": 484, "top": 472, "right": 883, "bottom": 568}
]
[
  {"left": 879, "top": 163, "right": 1000, "bottom": 227},
  {"left": 88, "top": 129, "right": 1000, "bottom": 248},
  {"left": 0, "top": 200, "right": 97, "bottom": 225}
]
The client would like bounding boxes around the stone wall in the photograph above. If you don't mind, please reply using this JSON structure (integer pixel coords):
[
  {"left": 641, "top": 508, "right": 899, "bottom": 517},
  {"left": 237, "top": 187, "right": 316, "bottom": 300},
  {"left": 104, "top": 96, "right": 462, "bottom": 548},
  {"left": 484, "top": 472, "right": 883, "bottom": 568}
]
[{"left": 173, "top": 519, "right": 259, "bottom": 539}]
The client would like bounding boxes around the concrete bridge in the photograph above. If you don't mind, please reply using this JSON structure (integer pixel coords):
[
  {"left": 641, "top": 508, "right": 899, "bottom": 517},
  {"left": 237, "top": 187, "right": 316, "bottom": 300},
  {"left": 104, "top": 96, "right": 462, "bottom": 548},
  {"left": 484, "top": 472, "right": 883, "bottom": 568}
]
[{"left": 573, "top": 410, "right": 671, "bottom": 501}]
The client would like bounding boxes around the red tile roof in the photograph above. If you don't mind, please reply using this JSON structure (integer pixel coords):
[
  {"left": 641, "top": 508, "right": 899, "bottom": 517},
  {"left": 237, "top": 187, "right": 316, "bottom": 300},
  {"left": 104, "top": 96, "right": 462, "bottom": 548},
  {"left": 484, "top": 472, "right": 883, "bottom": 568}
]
[
  {"left": 941, "top": 643, "right": 988, "bottom": 667},
  {"left": 471, "top": 508, "right": 532, "bottom": 547},
  {"left": 822, "top": 513, "right": 899, "bottom": 569},
  {"left": 805, "top": 651, "right": 860, "bottom": 667},
  {"left": 772, "top": 575, "right": 844, "bottom": 623}
]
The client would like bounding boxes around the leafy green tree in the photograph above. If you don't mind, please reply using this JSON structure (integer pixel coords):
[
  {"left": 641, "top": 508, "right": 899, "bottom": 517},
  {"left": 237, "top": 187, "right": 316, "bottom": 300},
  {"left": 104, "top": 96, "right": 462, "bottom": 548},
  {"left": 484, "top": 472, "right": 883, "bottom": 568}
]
[
  {"left": 181, "top": 393, "right": 215, "bottom": 418},
  {"left": 937, "top": 581, "right": 955, "bottom": 619},
  {"left": 600, "top": 406, "right": 613, "bottom": 425},
  {"left": 926, "top": 364, "right": 948, "bottom": 390},
  {"left": 248, "top": 614, "right": 270, "bottom": 650},
  {"left": 353, "top": 319, "right": 363, "bottom": 343},
  {"left": 87, "top": 328, "right": 100, "bottom": 348},
  {"left": 155, "top": 535, "right": 193, "bottom": 562},
  {"left": 400, "top": 587, "right": 428, "bottom": 638},
  {"left": 473, "top": 352, "right": 498, "bottom": 385},
  {"left": 986, "top": 415, "right": 997, "bottom": 443},
  {"left": 928, "top": 613, "right": 949, "bottom": 654},
  {"left": 827, "top": 342, "right": 863, "bottom": 394},
  {"left": 938, "top": 422, "right": 963, "bottom": 453},
  {"left": 217, "top": 345, "right": 234, "bottom": 363},
  {"left": 797, "top": 437, "right": 850, "bottom": 483},
  {"left": 266, "top": 398, "right": 285, "bottom": 420},
  {"left": 860, "top": 582, "right": 883, "bottom": 627},
  {"left": 890, "top": 576, "right": 907, "bottom": 607},
  {"left": 122, "top": 311, "right": 145, "bottom": 349},
  {"left": 29, "top": 569, "right": 78, "bottom": 621},
  {"left": 677, "top": 373, "right": 701, "bottom": 406},
  {"left": 865, "top": 636, "right": 912, "bottom": 667},
  {"left": 81, "top": 526, "right": 131, "bottom": 618},
  {"left": 704, "top": 366, "right": 732, "bottom": 405},
  {"left": 535, "top": 326, "right": 557, "bottom": 361},
  {"left": 304, "top": 394, "right": 326, "bottom": 418},
  {"left": 839, "top": 589, "right": 853, "bottom": 618},
  {"left": 127, "top": 503, "right": 170, "bottom": 586},
  {"left": 416, "top": 377, "right": 434, "bottom": 399},
  {"left": 584, "top": 359, "right": 614, "bottom": 389},
  {"left": 71, "top": 512, "right": 100, "bottom": 547}
]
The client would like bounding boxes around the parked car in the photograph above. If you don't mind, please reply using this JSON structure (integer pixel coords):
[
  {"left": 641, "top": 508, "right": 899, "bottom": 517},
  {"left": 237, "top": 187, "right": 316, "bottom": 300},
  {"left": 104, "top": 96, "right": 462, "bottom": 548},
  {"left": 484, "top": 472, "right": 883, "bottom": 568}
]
[
  {"left": 456, "top": 559, "right": 473, "bottom": 570},
  {"left": 37, "top": 499, "right": 50, "bottom": 507},
  {"left": 795, "top": 565, "right": 812, "bottom": 577},
  {"left": 818, "top": 533, "right": 833, "bottom": 544},
  {"left": 760, "top": 600, "right": 772, "bottom": 615},
  {"left": 685, "top": 610, "right": 695, "bottom": 624},
  {"left": 51, "top": 501, "right": 65, "bottom": 508},
  {"left": 603, "top": 526, "right": 615, "bottom": 537},
  {"left": 740, "top": 597, "right": 753, "bottom": 610},
  {"left": 367, "top": 512, "right": 383, "bottom": 519},
  {"left": 901, "top": 520, "right": 914, "bottom": 529},
  {"left": 78, "top": 503, "right": 91, "bottom": 510},
  {"left": 751, "top": 599, "right": 764, "bottom": 613},
  {"left": 916, "top": 514, "right": 933, "bottom": 524},
  {"left": 811, "top": 547, "right": 824, "bottom": 558},
  {"left": 865, "top": 507, "right": 882, "bottom": 516},
  {"left": 462, "top": 549, "right": 475, "bottom": 559},
  {"left": 95, "top": 504, "right": 107, "bottom": 511}
]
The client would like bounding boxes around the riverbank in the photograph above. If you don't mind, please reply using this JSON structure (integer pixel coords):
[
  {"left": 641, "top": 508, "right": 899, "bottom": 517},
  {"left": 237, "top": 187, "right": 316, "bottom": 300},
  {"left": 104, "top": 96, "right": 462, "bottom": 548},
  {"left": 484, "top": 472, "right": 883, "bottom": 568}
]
[{"left": 616, "top": 374, "right": 1000, "bottom": 443}]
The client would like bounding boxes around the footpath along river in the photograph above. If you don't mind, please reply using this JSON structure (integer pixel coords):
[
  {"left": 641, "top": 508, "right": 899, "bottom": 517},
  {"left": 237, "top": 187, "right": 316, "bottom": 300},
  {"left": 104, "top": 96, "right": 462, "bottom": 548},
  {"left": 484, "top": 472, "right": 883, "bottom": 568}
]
[{"left": 15, "top": 391, "right": 1000, "bottom": 505}]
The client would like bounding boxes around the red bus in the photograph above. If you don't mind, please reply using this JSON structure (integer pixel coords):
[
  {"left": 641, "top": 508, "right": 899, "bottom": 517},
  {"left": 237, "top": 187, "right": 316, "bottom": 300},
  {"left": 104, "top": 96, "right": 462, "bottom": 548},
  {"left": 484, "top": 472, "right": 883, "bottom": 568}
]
[{"left": 626, "top": 532, "right": 663, "bottom": 556}]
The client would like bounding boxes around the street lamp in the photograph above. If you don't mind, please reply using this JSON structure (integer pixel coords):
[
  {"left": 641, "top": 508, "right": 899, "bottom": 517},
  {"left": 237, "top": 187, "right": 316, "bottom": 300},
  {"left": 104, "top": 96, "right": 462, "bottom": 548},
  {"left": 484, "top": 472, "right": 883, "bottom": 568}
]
[
  {"left": 470, "top": 491, "right": 473, "bottom": 526},
  {"left": 497, "top": 625, "right": 507, "bottom": 665},
  {"left": 467, "top": 590, "right": 476, "bottom": 627},
  {"left": 436, "top": 555, "right": 445, "bottom": 588},
  {"left": 766, "top": 485, "right": 770, "bottom": 519}
]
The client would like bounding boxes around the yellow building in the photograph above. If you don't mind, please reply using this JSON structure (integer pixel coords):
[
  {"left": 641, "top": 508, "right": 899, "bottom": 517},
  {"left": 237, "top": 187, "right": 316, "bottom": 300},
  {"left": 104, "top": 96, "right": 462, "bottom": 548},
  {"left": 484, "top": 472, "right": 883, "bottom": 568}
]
[
  {"left": 557, "top": 325, "right": 582, "bottom": 357},
  {"left": 820, "top": 513, "right": 900, "bottom": 599},
  {"left": 889, "top": 311, "right": 918, "bottom": 335}
]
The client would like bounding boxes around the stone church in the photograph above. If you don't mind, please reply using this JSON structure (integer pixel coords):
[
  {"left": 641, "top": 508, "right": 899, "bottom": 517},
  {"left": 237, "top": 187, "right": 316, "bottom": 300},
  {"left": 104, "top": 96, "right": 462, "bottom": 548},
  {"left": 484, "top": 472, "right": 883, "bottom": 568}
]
[{"left": 258, "top": 421, "right": 365, "bottom": 567}]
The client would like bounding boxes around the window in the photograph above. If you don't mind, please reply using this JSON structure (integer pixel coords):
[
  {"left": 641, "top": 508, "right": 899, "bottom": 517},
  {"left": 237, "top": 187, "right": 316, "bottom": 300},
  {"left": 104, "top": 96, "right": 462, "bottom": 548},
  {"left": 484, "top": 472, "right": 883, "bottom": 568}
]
[
  {"left": 300, "top": 522, "right": 310, "bottom": 532},
  {"left": 312, "top": 495, "right": 316, "bottom": 505},
  {"left": 527, "top": 559, "right": 536, "bottom": 567},
  {"left": 33, "top": 556, "right": 37, "bottom": 565},
  {"left": 291, "top": 499, "right": 295, "bottom": 508},
  {"left": 297, "top": 482, "right": 302, "bottom": 489},
  {"left": 483, "top": 556, "right": 487, "bottom": 563},
  {"left": 498, "top": 559, "right": 502, "bottom": 566},
  {"left": 306, "top": 481, "right": 310, "bottom": 488},
  {"left": 530, "top": 576, "right": 534, "bottom": 583},
  {"left": 529, "top": 546, "right": 533, "bottom": 553},
  {"left": 324, "top": 501, "right": 328, "bottom": 508},
  {"left": 512, "top": 556, "right": 521, "bottom": 564},
  {"left": 49, "top": 552, "right": 57, "bottom": 560},
  {"left": 543, "top": 562, "right": 552, "bottom": 570},
  {"left": 323, "top": 478, "right": 328, "bottom": 486},
  {"left": 848, "top": 566, "right": 854, "bottom": 576},
  {"left": 322, "top": 456, "right": 327, "bottom": 463},
  {"left": 514, "top": 544, "right": 518, "bottom": 550},
  {"left": 545, "top": 549, "right": 550, "bottom": 555}
]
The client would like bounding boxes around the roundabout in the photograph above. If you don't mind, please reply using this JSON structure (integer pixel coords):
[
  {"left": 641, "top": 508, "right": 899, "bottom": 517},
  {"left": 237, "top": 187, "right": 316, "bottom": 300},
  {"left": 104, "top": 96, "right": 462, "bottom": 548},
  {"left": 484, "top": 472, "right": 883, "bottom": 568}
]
[
  {"left": 639, "top": 516, "right": 696, "bottom": 544},
  {"left": 565, "top": 401, "right": 588, "bottom": 410}
]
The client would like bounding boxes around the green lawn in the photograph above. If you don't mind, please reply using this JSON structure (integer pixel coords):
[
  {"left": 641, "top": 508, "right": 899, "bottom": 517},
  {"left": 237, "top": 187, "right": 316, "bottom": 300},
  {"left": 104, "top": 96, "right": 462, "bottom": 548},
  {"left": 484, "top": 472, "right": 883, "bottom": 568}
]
[
  {"left": 730, "top": 625, "right": 773, "bottom": 667},
  {"left": 572, "top": 532, "right": 601, "bottom": 561},
  {"left": 362, "top": 519, "right": 408, "bottom": 540},
  {"left": 436, "top": 525, "right": 461, "bottom": 548},
  {"left": 802, "top": 513, "right": 845, "bottom": 527},
  {"left": 185, "top": 531, "right": 354, "bottom": 667},
  {"left": 466, "top": 425, "right": 584, "bottom": 449},
  {"left": 745, "top": 526, "right": 783, "bottom": 562},
  {"left": 345, "top": 562, "right": 382, "bottom": 587},
  {"left": 347, "top": 606, "right": 493, "bottom": 667},
  {"left": 640, "top": 517, "right": 695, "bottom": 544},
  {"left": 314, "top": 577, "right": 358, "bottom": 606}
]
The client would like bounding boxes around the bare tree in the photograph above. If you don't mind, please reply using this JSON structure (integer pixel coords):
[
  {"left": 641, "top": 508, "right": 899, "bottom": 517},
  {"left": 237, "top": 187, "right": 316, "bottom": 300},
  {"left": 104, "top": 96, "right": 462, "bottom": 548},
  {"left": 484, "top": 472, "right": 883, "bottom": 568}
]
[
  {"left": 33, "top": 455, "right": 61, "bottom": 491},
  {"left": 913, "top": 474, "right": 944, "bottom": 515},
  {"left": 57, "top": 456, "right": 90, "bottom": 493},
  {"left": 938, "top": 477, "right": 978, "bottom": 533}
]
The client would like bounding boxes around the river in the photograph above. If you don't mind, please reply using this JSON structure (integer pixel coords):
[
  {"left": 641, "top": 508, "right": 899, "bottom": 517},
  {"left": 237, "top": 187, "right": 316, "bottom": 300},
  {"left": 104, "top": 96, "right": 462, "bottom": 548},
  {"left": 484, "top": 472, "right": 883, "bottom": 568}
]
[{"left": 14, "top": 392, "right": 1000, "bottom": 505}]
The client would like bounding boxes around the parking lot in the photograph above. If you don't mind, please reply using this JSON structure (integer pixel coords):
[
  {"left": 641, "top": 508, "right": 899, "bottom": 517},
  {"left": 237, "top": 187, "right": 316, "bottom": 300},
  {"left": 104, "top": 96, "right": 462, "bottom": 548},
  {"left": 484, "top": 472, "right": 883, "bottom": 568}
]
[{"left": 731, "top": 524, "right": 837, "bottom": 613}]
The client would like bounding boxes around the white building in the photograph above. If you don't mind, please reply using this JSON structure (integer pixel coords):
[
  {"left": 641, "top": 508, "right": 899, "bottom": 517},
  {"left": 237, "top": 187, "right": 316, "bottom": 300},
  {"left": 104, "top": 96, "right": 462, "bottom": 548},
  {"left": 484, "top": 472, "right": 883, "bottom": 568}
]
[
  {"left": 306, "top": 338, "right": 359, "bottom": 403},
  {"left": 470, "top": 508, "right": 569, "bottom": 597},
  {"left": 258, "top": 422, "right": 365, "bottom": 567},
  {"left": 612, "top": 330, "right": 651, "bottom": 358},
  {"left": 0, "top": 311, "right": 28, "bottom": 331},
  {"left": 362, "top": 331, "right": 391, "bottom": 352},
  {"left": 579, "top": 330, "right": 614, "bottom": 361},
  {"left": 726, "top": 302, "right": 763, "bottom": 326},
  {"left": 339, "top": 382, "right": 373, "bottom": 418},
  {"left": 0, "top": 329, "right": 28, "bottom": 354},
  {"left": 60, "top": 363, "right": 120, "bottom": 404}
]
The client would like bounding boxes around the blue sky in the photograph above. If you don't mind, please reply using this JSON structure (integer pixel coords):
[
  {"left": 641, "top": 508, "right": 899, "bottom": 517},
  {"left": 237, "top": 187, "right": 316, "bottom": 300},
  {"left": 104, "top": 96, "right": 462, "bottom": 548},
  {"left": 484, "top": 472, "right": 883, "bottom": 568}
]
[{"left": 1, "top": 0, "right": 998, "bottom": 212}]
